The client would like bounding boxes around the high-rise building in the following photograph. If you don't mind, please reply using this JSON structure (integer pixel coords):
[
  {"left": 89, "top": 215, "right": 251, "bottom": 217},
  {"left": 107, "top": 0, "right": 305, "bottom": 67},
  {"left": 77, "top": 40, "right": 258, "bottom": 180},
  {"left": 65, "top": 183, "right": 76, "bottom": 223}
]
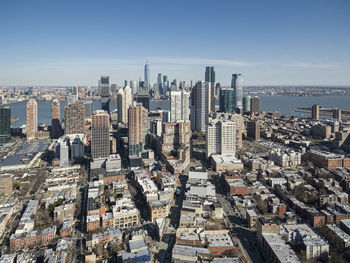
[
  {"left": 64, "top": 104, "right": 85, "bottom": 135},
  {"left": 99, "top": 76, "right": 110, "bottom": 113},
  {"left": 162, "top": 121, "right": 191, "bottom": 154},
  {"left": 0, "top": 105, "right": 11, "bottom": 145},
  {"left": 91, "top": 110, "right": 110, "bottom": 159},
  {"left": 232, "top": 74, "right": 243, "bottom": 113},
  {"left": 163, "top": 75, "right": 169, "bottom": 95},
  {"left": 157, "top": 73, "right": 162, "bottom": 88},
  {"left": 130, "top": 80, "right": 138, "bottom": 95},
  {"left": 117, "top": 86, "right": 133, "bottom": 124},
  {"left": 333, "top": 109, "right": 342, "bottom": 121},
  {"left": 206, "top": 119, "right": 236, "bottom": 158},
  {"left": 243, "top": 96, "right": 251, "bottom": 113},
  {"left": 312, "top": 104, "right": 320, "bottom": 120},
  {"left": 219, "top": 88, "right": 235, "bottom": 113},
  {"left": 247, "top": 120, "right": 260, "bottom": 140},
  {"left": 128, "top": 104, "right": 148, "bottom": 156},
  {"left": 190, "top": 81, "right": 208, "bottom": 132},
  {"left": 170, "top": 91, "right": 190, "bottom": 122},
  {"left": 59, "top": 139, "right": 69, "bottom": 167},
  {"left": 73, "top": 85, "right": 79, "bottom": 101},
  {"left": 51, "top": 99, "right": 61, "bottom": 139},
  {"left": 144, "top": 61, "right": 150, "bottom": 84},
  {"left": 26, "top": 99, "right": 38, "bottom": 140},
  {"left": 251, "top": 96, "right": 260, "bottom": 114},
  {"left": 83, "top": 100, "right": 93, "bottom": 119},
  {"left": 205, "top": 66, "right": 216, "bottom": 115}
]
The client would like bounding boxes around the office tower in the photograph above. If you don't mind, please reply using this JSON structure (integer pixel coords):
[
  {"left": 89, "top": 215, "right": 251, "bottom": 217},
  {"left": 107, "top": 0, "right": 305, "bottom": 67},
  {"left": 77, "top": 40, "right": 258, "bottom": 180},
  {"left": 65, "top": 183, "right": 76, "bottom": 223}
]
[
  {"left": 219, "top": 88, "right": 235, "bottom": 113},
  {"left": 170, "top": 91, "right": 190, "bottom": 122},
  {"left": 65, "top": 94, "right": 77, "bottom": 106},
  {"left": 91, "top": 110, "right": 110, "bottom": 159},
  {"left": 26, "top": 99, "right": 38, "bottom": 140},
  {"left": 0, "top": 105, "right": 11, "bottom": 145},
  {"left": 144, "top": 61, "right": 150, "bottom": 82},
  {"left": 117, "top": 86, "right": 133, "bottom": 124},
  {"left": 312, "top": 104, "right": 320, "bottom": 120},
  {"left": 243, "top": 96, "right": 251, "bottom": 113},
  {"left": 130, "top": 80, "right": 138, "bottom": 95},
  {"left": 27, "top": 87, "right": 33, "bottom": 95},
  {"left": 247, "top": 120, "right": 260, "bottom": 140},
  {"left": 190, "top": 81, "right": 208, "bottom": 132},
  {"left": 251, "top": 96, "right": 260, "bottom": 114},
  {"left": 163, "top": 75, "right": 169, "bottom": 94},
  {"left": 51, "top": 99, "right": 61, "bottom": 139},
  {"left": 99, "top": 76, "right": 110, "bottom": 113},
  {"left": 232, "top": 74, "right": 243, "bottom": 113},
  {"left": 111, "top": 84, "right": 117, "bottom": 93},
  {"left": 215, "top": 83, "right": 221, "bottom": 96},
  {"left": 157, "top": 73, "right": 162, "bottom": 87},
  {"left": 128, "top": 104, "right": 148, "bottom": 156},
  {"left": 130, "top": 80, "right": 137, "bottom": 94},
  {"left": 83, "top": 100, "right": 93, "bottom": 119},
  {"left": 205, "top": 66, "right": 216, "bottom": 115},
  {"left": 73, "top": 85, "right": 79, "bottom": 101},
  {"left": 71, "top": 137, "right": 84, "bottom": 163},
  {"left": 59, "top": 140, "right": 69, "bottom": 167},
  {"left": 333, "top": 109, "right": 341, "bottom": 121},
  {"left": 179, "top": 81, "right": 186, "bottom": 90},
  {"left": 206, "top": 119, "right": 236, "bottom": 158},
  {"left": 64, "top": 104, "right": 85, "bottom": 135}
]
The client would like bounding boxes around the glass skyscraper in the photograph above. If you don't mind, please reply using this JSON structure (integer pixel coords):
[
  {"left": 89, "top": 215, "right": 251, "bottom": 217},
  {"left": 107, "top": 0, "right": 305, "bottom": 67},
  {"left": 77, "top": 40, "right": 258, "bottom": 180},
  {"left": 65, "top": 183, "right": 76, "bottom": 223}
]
[
  {"left": 144, "top": 61, "right": 150, "bottom": 83},
  {"left": 0, "top": 105, "right": 11, "bottom": 145},
  {"left": 231, "top": 74, "right": 243, "bottom": 113},
  {"left": 219, "top": 88, "right": 234, "bottom": 113},
  {"left": 99, "top": 76, "right": 110, "bottom": 113}
]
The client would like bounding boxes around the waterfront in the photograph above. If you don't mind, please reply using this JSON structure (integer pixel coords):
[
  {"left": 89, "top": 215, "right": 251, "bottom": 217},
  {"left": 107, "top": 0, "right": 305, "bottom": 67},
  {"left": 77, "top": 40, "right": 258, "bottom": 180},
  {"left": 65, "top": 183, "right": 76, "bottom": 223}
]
[{"left": 6, "top": 95, "right": 350, "bottom": 128}]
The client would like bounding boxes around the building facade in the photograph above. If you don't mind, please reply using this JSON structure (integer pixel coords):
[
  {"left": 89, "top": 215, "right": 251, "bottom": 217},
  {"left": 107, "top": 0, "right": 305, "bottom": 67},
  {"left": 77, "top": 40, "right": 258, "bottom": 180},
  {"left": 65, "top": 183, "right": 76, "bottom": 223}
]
[
  {"left": 64, "top": 104, "right": 85, "bottom": 135},
  {"left": 26, "top": 99, "right": 38, "bottom": 140},
  {"left": 128, "top": 104, "right": 148, "bottom": 156},
  {"left": 231, "top": 74, "right": 243, "bottom": 113},
  {"left": 0, "top": 105, "right": 11, "bottom": 145},
  {"left": 190, "top": 81, "right": 208, "bottom": 132},
  {"left": 91, "top": 111, "right": 110, "bottom": 159},
  {"left": 170, "top": 91, "right": 190, "bottom": 122}
]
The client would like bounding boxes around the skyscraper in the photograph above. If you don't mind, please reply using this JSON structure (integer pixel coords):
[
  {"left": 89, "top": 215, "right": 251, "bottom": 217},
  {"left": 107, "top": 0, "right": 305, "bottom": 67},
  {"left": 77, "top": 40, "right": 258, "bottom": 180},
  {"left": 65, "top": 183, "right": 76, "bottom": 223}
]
[
  {"left": 205, "top": 66, "right": 216, "bottom": 115},
  {"left": 170, "top": 91, "right": 190, "bottom": 122},
  {"left": 83, "top": 100, "right": 93, "bottom": 119},
  {"left": 26, "top": 99, "right": 38, "bottom": 140},
  {"left": 251, "top": 96, "right": 260, "bottom": 114},
  {"left": 190, "top": 81, "right": 208, "bottom": 132},
  {"left": 163, "top": 75, "right": 169, "bottom": 95},
  {"left": 144, "top": 61, "right": 150, "bottom": 83},
  {"left": 117, "top": 86, "right": 133, "bottom": 124},
  {"left": 128, "top": 103, "right": 148, "bottom": 156},
  {"left": 99, "top": 76, "right": 110, "bottom": 113},
  {"left": 157, "top": 73, "right": 162, "bottom": 87},
  {"left": 73, "top": 85, "right": 79, "bottom": 101},
  {"left": 312, "top": 104, "right": 320, "bottom": 120},
  {"left": 64, "top": 104, "right": 85, "bottom": 135},
  {"left": 219, "top": 88, "right": 234, "bottom": 113},
  {"left": 206, "top": 119, "right": 236, "bottom": 158},
  {"left": 130, "top": 80, "right": 138, "bottom": 95},
  {"left": 91, "top": 110, "right": 110, "bottom": 159},
  {"left": 231, "top": 74, "right": 243, "bottom": 113},
  {"left": 0, "top": 105, "right": 11, "bottom": 145},
  {"left": 243, "top": 96, "right": 251, "bottom": 113},
  {"left": 51, "top": 99, "right": 61, "bottom": 139},
  {"left": 247, "top": 120, "right": 260, "bottom": 141},
  {"left": 59, "top": 139, "right": 69, "bottom": 167}
]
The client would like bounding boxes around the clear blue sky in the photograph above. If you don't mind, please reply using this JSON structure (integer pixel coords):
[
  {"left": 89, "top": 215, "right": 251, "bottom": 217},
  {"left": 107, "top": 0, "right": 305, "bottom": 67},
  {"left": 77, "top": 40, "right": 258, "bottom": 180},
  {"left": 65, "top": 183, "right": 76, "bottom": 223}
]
[{"left": 0, "top": 0, "right": 349, "bottom": 86}]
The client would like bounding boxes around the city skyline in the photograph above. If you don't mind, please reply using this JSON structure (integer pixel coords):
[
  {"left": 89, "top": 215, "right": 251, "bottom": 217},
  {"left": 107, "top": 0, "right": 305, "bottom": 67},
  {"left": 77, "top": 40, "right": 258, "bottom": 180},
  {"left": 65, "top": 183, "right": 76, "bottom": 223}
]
[{"left": 0, "top": 0, "right": 349, "bottom": 86}]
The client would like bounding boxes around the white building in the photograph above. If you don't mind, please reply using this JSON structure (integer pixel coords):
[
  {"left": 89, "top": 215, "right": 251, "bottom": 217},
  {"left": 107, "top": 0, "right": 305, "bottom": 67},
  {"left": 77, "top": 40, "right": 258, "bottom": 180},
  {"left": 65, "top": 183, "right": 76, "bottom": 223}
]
[
  {"left": 117, "top": 86, "right": 133, "bottom": 124},
  {"left": 206, "top": 119, "right": 236, "bottom": 158},
  {"left": 59, "top": 140, "right": 69, "bottom": 167},
  {"left": 170, "top": 91, "right": 190, "bottom": 122},
  {"left": 269, "top": 149, "right": 302, "bottom": 167}
]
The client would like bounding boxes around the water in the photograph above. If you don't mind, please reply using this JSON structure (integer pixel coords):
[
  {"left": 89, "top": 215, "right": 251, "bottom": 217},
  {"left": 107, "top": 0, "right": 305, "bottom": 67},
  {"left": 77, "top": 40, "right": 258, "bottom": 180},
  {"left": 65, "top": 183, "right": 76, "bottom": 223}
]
[
  {"left": 8, "top": 100, "right": 117, "bottom": 128},
  {"left": 255, "top": 94, "right": 350, "bottom": 117},
  {"left": 6, "top": 95, "right": 350, "bottom": 128}
]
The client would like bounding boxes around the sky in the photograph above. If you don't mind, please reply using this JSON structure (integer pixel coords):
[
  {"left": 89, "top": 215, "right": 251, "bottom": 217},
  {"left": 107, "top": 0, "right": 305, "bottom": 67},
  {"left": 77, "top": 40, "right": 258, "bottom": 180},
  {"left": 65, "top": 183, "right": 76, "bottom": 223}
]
[{"left": 0, "top": 0, "right": 349, "bottom": 86}]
